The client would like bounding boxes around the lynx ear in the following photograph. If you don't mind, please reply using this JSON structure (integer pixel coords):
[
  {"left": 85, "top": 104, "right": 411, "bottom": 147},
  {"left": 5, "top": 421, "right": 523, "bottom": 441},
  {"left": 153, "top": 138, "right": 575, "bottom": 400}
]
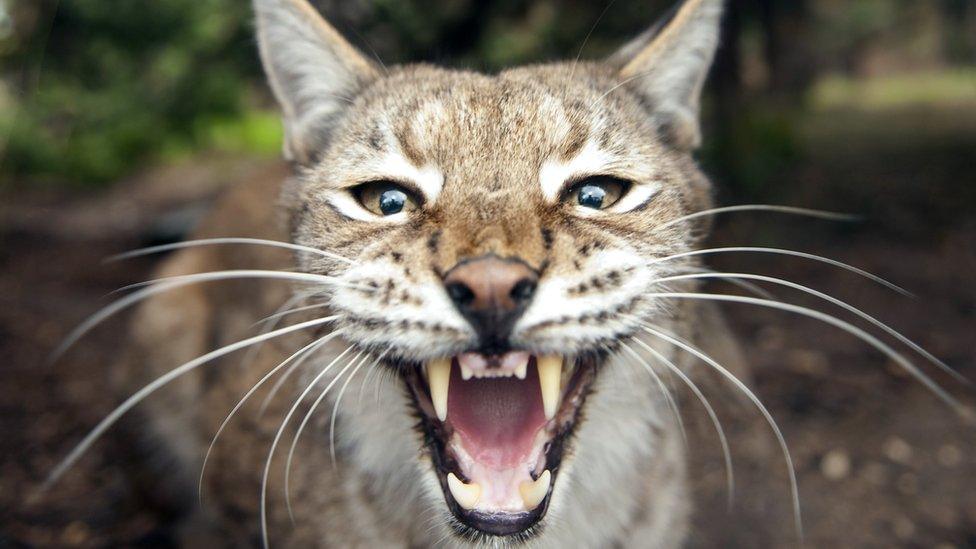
[
  {"left": 254, "top": 0, "right": 379, "bottom": 165},
  {"left": 610, "top": 0, "right": 723, "bottom": 151}
]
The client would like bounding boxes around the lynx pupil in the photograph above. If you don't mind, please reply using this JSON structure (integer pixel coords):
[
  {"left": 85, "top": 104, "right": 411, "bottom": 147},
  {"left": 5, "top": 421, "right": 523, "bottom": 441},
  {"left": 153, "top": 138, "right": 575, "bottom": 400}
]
[
  {"left": 379, "top": 189, "right": 408, "bottom": 215},
  {"left": 578, "top": 184, "right": 607, "bottom": 209}
]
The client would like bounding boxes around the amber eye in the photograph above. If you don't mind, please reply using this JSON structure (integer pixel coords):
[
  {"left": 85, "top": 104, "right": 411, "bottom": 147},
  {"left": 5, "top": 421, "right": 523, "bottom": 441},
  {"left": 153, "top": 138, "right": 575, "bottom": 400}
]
[
  {"left": 353, "top": 181, "right": 420, "bottom": 216},
  {"left": 565, "top": 176, "right": 629, "bottom": 210}
]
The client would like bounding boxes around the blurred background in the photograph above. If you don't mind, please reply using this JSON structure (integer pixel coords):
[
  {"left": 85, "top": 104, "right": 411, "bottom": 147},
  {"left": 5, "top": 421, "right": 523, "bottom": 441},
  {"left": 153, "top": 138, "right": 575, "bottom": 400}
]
[{"left": 1, "top": 0, "right": 974, "bottom": 547}]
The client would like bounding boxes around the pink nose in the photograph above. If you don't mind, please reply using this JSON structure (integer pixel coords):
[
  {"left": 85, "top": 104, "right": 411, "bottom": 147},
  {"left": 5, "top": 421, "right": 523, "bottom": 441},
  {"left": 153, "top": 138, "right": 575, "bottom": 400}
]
[{"left": 442, "top": 255, "right": 538, "bottom": 353}]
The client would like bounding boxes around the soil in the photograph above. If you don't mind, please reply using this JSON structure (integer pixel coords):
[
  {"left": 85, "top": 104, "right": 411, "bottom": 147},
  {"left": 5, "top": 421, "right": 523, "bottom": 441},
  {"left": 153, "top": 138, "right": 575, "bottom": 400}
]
[{"left": 1, "top": 107, "right": 974, "bottom": 547}]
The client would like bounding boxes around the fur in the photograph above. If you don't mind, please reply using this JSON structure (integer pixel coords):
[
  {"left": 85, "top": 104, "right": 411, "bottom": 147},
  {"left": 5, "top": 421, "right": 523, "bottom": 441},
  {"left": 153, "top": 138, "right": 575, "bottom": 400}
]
[{"left": 124, "top": 0, "right": 746, "bottom": 546}]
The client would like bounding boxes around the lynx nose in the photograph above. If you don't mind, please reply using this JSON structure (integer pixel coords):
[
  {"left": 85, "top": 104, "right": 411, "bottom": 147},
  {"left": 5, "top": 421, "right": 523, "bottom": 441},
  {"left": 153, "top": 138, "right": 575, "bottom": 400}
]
[{"left": 443, "top": 255, "right": 538, "bottom": 354}]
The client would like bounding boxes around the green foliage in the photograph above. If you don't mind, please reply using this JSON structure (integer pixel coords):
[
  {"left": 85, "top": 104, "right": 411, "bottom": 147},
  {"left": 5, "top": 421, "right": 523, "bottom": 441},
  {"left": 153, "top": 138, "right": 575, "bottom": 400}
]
[
  {"left": 1, "top": 0, "right": 972, "bottom": 188},
  {"left": 1, "top": 0, "right": 262, "bottom": 186}
]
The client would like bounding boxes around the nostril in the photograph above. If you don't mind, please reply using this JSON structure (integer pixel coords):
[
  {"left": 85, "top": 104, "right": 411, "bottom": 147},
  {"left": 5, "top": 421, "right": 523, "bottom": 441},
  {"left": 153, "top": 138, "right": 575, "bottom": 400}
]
[
  {"left": 509, "top": 278, "right": 537, "bottom": 302},
  {"left": 446, "top": 282, "right": 476, "bottom": 306}
]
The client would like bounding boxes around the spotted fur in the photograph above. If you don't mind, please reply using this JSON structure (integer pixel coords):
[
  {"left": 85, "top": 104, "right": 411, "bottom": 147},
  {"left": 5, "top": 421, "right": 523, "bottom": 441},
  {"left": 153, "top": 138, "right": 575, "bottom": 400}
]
[{"left": 125, "top": 0, "right": 746, "bottom": 546}]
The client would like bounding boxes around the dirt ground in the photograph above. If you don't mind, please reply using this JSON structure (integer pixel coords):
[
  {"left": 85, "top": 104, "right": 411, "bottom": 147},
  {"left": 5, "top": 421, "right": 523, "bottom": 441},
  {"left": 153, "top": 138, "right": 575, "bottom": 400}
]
[{"left": 1, "top": 107, "right": 974, "bottom": 547}]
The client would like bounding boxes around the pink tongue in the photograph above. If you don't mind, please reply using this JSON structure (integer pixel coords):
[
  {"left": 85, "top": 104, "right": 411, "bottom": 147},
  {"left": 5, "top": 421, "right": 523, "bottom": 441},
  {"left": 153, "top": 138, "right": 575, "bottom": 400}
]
[{"left": 448, "top": 361, "right": 546, "bottom": 469}]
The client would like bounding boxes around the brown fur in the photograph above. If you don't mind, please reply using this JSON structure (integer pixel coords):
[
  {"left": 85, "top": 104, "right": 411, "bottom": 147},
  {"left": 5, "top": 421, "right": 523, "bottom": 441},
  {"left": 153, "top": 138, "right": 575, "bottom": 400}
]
[{"left": 123, "top": 0, "right": 743, "bottom": 546}]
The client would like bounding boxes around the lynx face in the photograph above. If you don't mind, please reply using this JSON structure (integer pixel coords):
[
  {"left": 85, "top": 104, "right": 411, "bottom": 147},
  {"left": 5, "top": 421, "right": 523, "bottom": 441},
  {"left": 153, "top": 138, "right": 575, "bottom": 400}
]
[{"left": 255, "top": 0, "right": 721, "bottom": 542}]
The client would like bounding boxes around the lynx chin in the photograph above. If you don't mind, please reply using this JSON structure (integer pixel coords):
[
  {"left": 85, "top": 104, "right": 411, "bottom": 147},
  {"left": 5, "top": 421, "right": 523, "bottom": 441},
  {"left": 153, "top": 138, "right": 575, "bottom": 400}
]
[{"left": 42, "top": 0, "right": 965, "bottom": 546}]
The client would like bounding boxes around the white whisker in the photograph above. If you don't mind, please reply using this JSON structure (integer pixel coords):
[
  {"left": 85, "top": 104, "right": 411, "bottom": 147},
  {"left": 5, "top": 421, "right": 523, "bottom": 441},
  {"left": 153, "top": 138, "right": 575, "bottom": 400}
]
[
  {"left": 116, "top": 269, "right": 366, "bottom": 293},
  {"left": 619, "top": 343, "right": 688, "bottom": 448},
  {"left": 647, "top": 246, "right": 913, "bottom": 297},
  {"left": 258, "top": 328, "right": 339, "bottom": 417},
  {"left": 672, "top": 265, "right": 776, "bottom": 299},
  {"left": 41, "top": 316, "right": 336, "bottom": 494},
  {"left": 330, "top": 352, "right": 386, "bottom": 465},
  {"left": 569, "top": 0, "right": 617, "bottom": 80},
  {"left": 107, "top": 237, "right": 356, "bottom": 265},
  {"left": 263, "top": 346, "right": 357, "bottom": 543},
  {"left": 588, "top": 66, "right": 660, "bottom": 110},
  {"left": 654, "top": 204, "right": 857, "bottom": 232},
  {"left": 635, "top": 292, "right": 963, "bottom": 411},
  {"left": 628, "top": 336, "right": 734, "bottom": 508},
  {"left": 51, "top": 270, "right": 359, "bottom": 362},
  {"left": 649, "top": 272, "right": 968, "bottom": 385},
  {"left": 633, "top": 321, "right": 803, "bottom": 541},
  {"left": 240, "top": 294, "right": 309, "bottom": 372},
  {"left": 251, "top": 301, "right": 332, "bottom": 328},
  {"left": 198, "top": 327, "right": 342, "bottom": 503}
]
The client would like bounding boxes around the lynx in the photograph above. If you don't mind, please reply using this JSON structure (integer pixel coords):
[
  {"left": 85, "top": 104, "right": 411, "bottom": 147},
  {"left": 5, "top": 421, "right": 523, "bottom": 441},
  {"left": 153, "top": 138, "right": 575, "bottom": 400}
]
[{"left": 45, "top": 0, "right": 962, "bottom": 546}]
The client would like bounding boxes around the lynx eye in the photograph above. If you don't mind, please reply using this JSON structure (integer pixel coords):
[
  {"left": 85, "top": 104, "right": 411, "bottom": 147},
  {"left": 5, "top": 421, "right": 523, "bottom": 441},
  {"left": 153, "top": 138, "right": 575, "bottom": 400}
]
[
  {"left": 565, "top": 176, "right": 629, "bottom": 210},
  {"left": 353, "top": 181, "right": 420, "bottom": 216}
]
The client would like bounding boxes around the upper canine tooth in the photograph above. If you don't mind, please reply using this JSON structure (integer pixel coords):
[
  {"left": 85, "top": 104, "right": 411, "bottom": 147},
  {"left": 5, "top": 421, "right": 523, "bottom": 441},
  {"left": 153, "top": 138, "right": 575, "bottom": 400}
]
[
  {"left": 537, "top": 356, "right": 562, "bottom": 420},
  {"left": 447, "top": 473, "right": 481, "bottom": 510},
  {"left": 519, "top": 469, "right": 550, "bottom": 510},
  {"left": 428, "top": 358, "right": 451, "bottom": 421}
]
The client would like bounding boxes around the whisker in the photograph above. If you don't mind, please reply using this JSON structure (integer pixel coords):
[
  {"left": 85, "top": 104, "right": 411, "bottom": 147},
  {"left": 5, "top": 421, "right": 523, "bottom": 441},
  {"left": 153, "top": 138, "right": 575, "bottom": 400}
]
[
  {"left": 285, "top": 349, "right": 366, "bottom": 523},
  {"left": 373, "top": 364, "right": 391, "bottom": 406},
  {"left": 588, "top": 66, "right": 661, "bottom": 110},
  {"left": 329, "top": 352, "right": 387, "bottom": 465},
  {"left": 198, "top": 328, "right": 343, "bottom": 503},
  {"left": 357, "top": 352, "right": 383, "bottom": 407},
  {"left": 671, "top": 265, "right": 775, "bottom": 299},
  {"left": 40, "top": 316, "right": 336, "bottom": 494},
  {"left": 619, "top": 343, "right": 688, "bottom": 448},
  {"left": 627, "top": 336, "right": 734, "bottom": 508},
  {"left": 262, "top": 345, "right": 357, "bottom": 545},
  {"left": 654, "top": 204, "right": 857, "bottom": 232},
  {"left": 569, "top": 0, "right": 618, "bottom": 80},
  {"left": 633, "top": 321, "right": 803, "bottom": 541},
  {"left": 107, "top": 237, "right": 356, "bottom": 265},
  {"left": 240, "top": 293, "right": 310, "bottom": 372},
  {"left": 649, "top": 272, "right": 968, "bottom": 385},
  {"left": 647, "top": 246, "right": 913, "bottom": 297},
  {"left": 115, "top": 269, "right": 365, "bottom": 293},
  {"left": 634, "top": 292, "right": 963, "bottom": 411},
  {"left": 52, "top": 270, "right": 361, "bottom": 362},
  {"left": 257, "top": 326, "right": 338, "bottom": 417},
  {"left": 251, "top": 301, "right": 331, "bottom": 328}
]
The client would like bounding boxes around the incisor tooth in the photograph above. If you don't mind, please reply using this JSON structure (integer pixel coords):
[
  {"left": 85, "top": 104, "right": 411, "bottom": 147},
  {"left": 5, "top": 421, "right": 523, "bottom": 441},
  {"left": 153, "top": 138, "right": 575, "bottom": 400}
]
[
  {"left": 447, "top": 473, "right": 481, "bottom": 510},
  {"left": 514, "top": 360, "right": 528, "bottom": 380},
  {"left": 428, "top": 358, "right": 451, "bottom": 421},
  {"left": 519, "top": 469, "right": 550, "bottom": 510},
  {"left": 537, "top": 356, "right": 562, "bottom": 420}
]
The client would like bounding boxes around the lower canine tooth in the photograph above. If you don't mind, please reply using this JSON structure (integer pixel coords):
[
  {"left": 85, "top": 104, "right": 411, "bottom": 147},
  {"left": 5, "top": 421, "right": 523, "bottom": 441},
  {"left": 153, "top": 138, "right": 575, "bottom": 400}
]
[
  {"left": 447, "top": 473, "right": 481, "bottom": 510},
  {"left": 519, "top": 469, "right": 550, "bottom": 510},
  {"left": 428, "top": 358, "right": 451, "bottom": 421},
  {"left": 537, "top": 356, "right": 562, "bottom": 420}
]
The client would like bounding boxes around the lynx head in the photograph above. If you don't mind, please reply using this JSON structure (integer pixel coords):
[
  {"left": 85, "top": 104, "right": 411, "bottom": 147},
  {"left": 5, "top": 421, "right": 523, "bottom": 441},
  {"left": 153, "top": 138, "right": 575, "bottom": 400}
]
[{"left": 255, "top": 0, "right": 722, "bottom": 543}]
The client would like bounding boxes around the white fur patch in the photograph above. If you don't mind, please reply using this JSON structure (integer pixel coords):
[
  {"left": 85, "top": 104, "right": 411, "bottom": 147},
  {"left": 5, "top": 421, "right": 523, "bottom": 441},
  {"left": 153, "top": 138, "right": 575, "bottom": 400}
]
[
  {"left": 323, "top": 151, "right": 445, "bottom": 222},
  {"left": 538, "top": 139, "right": 614, "bottom": 202},
  {"left": 331, "top": 258, "right": 473, "bottom": 358},
  {"left": 371, "top": 152, "right": 444, "bottom": 204}
]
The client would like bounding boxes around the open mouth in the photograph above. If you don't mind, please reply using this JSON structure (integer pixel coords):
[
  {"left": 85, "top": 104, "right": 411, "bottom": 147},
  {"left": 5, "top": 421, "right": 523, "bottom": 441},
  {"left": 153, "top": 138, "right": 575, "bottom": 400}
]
[{"left": 404, "top": 352, "right": 598, "bottom": 537}]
